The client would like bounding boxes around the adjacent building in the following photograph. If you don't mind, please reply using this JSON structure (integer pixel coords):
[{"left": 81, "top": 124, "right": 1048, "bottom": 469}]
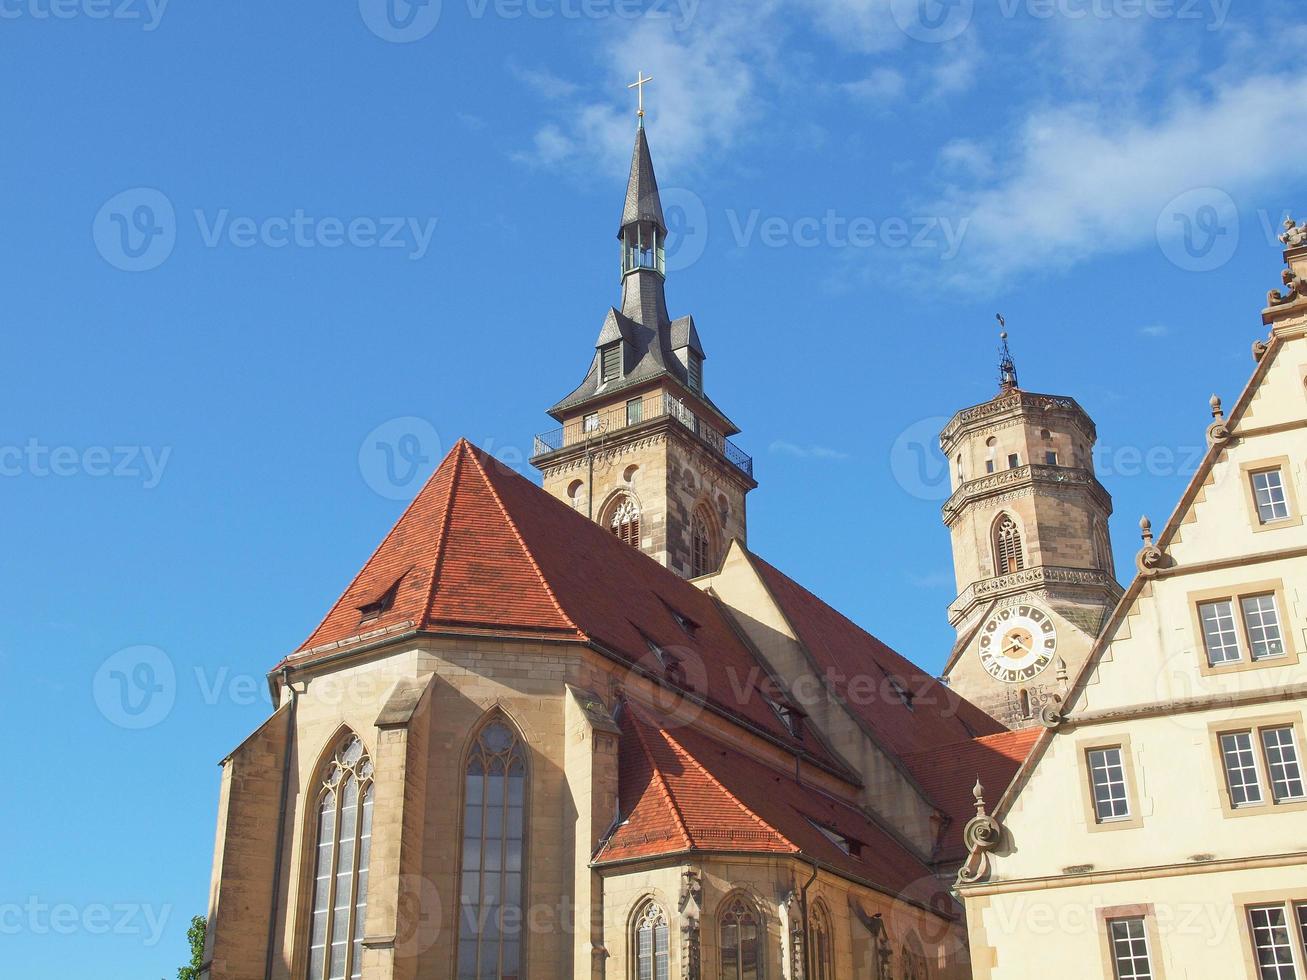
[{"left": 955, "top": 220, "right": 1307, "bottom": 979}]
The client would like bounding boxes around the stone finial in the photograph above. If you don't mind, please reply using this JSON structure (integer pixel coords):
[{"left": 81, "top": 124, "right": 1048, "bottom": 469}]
[
  {"left": 972, "top": 777, "right": 986, "bottom": 817},
  {"left": 1280, "top": 216, "right": 1307, "bottom": 249},
  {"left": 1209, "top": 394, "right": 1223, "bottom": 420},
  {"left": 1137, "top": 514, "right": 1167, "bottom": 576},
  {"left": 1139, "top": 515, "right": 1153, "bottom": 546}
]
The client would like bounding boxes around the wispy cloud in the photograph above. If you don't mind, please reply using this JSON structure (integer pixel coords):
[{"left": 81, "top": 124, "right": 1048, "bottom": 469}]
[
  {"left": 841, "top": 67, "right": 906, "bottom": 103},
  {"left": 769, "top": 440, "right": 851, "bottom": 461},
  {"left": 1139, "top": 324, "right": 1171, "bottom": 338}
]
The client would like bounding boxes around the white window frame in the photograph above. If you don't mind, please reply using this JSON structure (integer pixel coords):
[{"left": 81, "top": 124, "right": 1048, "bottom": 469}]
[
  {"left": 1106, "top": 915, "right": 1155, "bottom": 980},
  {"left": 1087, "top": 746, "right": 1132, "bottom": 823}
]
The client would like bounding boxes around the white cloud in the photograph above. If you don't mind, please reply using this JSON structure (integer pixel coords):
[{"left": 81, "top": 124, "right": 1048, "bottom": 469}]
[
  {"left": 931, "top": 72, "right": 1307, "bottom": 284},
  {"left": 769, "top": 440, "right": 851, "bottom": 460},
  {"left": 841, "top": 67, "right": 906, "bottom": 103},
  {"left": 1139, "top": 324, "right": 1171, "bottom": 338}
]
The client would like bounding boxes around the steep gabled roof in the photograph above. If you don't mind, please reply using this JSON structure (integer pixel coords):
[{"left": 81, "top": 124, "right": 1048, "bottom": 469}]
[
  {"left": 899, "top": 728, "right": 1040, "bottom": 862},
  {"left": 744, "top": 551, "right": 1005, "bottom": 757},
  {"left": 292, "top": 440, "right": 843, "bottom": 769},
  {"left": 597, "top": 702, "right": 935, "bottom": 897},
  {"left": 620, "top": 124, "right": 666, "bottom": 236}
]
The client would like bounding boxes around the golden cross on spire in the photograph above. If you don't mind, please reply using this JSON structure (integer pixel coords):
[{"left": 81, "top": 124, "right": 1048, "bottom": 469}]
[{"left": 628, "top": 71, "right": 653, "bottom": 119}]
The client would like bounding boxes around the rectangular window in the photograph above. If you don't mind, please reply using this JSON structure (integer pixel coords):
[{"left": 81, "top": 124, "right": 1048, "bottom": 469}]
[
  {"left": 1251, "top": 468, "right": 1292, "bottom": 524},
  {"left": 1007, "top": 453, "right": 1020, "bottom": 469},
  {"left": 1087, "top": 747, "right": 1131, "bottom": 822},
  {"left": 1046, "top": 451, "right": 1059, "bottom": 465},
  {"left": 1199, "top": 599, "right": 1243, "bottom": 666},
  {"left": 626, "top": 397, "right": 643, "bottom": 426},
  {"left": 1107, "top": 917, "right": 1154, "bottom": 980},
  {"left": 688, "top": 353, "right": 703, "bottom": 392},
  {"left": 1261, "top": 727, "right": 1306, "bottom": 803},
  {"left": 583, "top": 412, "right": 600, "bottom": 433},
  {"left": 1220, "top": 731, "right": 1265, "bottom": 807},
  {"left": 1242, "top": 594, "right": 1286, "bottom": 661},
  {"left": 1248, "top": 905, "right": 1300, "bottom": 980},
  {"left": 600, "top": 344, "right": 622, "bottom": 384},
  {"left": 986, "top": 459, "right": 996, "bottom": 474}
]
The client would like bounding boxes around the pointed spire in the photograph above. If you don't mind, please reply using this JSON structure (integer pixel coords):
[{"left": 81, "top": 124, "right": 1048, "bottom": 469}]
[
  {"left": 620, "top": 124, "right": 667, "bottom": 239},
  {"left": 996, "top": 314, "right": 1019, "bottom": 393}
]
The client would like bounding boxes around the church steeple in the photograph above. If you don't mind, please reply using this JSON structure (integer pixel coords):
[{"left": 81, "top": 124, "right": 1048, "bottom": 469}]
[{"left": 531, "top": 100, "right": 756, "bottom": 579}]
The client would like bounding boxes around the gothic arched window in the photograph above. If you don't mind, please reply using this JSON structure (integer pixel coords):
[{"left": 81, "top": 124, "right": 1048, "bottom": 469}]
[
  {"left": 306, "top": 733, "right": 374, "bottom": 980},
  {"left": 457, "top": 718, "right": 527, "bottom": 980},
  {"left": 690, "top": 507, "right": 716, "bottom": 577},
  {"left": 607, "top": 495, "right": 641, "bottom": 550},
  {"left": 992, "top": 513, "right": 1025, "bottom": 576},
  {"left": 633, "top": 900, "right": 670, "bottom": 980},
  {"left": 810, "top": 900, "right": 834, "bottom": 980},
  {"left": 720, "top": 895, "right": 763, "bottom": 980}
]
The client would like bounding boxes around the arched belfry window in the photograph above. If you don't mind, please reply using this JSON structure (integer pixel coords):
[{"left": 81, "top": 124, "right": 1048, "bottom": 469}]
[
  {"left": 720, "top": 894, "right": 764, "bottom": 980},
  {"left": 690, "top": 507, "right": 716, "bottom": 578},
  {"left": 306, "top": 733, "right": 374, "bottom": 980},
  {"left": 633, "top": 900, "right": 670, "bottom": 980},
  {"left": 457, "top": 717, "right": 527, "bottom": 980},
  {"left": 607, "top": 494, "right": 641, "bottom": 550},
  {"left": 810, "top": 900, "right": 834, "bottom": 980},
  {"left": 992, "top": 513, "right": 1025, "bottom": 576}
]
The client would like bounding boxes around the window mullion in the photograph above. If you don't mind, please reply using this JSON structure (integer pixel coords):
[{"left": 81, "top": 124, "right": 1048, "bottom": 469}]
[
  {"left": 344, "top": 780, "right": 365, "bottom": 980},
  {"left": 323, "top": 790, "right": 343, "bottom": 980}
]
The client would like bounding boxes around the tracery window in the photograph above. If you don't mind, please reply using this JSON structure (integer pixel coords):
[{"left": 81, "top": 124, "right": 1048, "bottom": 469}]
[
  {"left": 457, "top": 719, "right": 528, "bottom": 980},
  {"left": 609, "top": 496, "right": 641, "bottom": 550},
  {"left": 690, "top": 507, "right": 715, "bottom": 577},
  {"left": 810, "top": 901, "right": 833, "bottom": 980},
  {"left": 307, "top": 734, "right": 375, "bottom": 980},
  {"left": 993, "top": 513, "right": 1025, "bottom": 575},
  {"left": 720, "top": 895, "right": 763, "bottom": 980},
  {"left": 633, "top": 900, "right": 670, "bottom": 980}
]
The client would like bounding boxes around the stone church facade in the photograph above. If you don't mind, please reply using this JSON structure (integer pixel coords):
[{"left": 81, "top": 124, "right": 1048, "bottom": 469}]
[{"left": 198, "top": 114, "right": 1305, "bottom": 980}]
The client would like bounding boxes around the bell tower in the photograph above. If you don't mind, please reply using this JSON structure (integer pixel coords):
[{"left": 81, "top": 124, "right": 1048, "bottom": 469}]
[
  {"left": 939, "top": 326, "right": 1122, "bottom": 727},
  {"left": 530, "top": 95, "right": 756, "bottom": 579}
]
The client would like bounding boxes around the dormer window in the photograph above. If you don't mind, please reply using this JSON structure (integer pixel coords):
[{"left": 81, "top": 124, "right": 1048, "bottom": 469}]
[
  {"left": 805, "top": 817, "right": 862, "bottom": 858},
  {"left": 357, "top": 581, "right": 398, "bottom": 625},
  {"left": 600, "top": 343, "right": 622, "bottom": 385},
  {"left": 887, "top": 676, "right": 915, "bottom": 711},
  {"left": 665, "top": 604, "right": 699, "bottom": 637},
  {"left": 687, "top": 352, "right": 703, "bottom": 393},
  {"left": 761, "top": 691, "right": 804, "bottom": 739}
]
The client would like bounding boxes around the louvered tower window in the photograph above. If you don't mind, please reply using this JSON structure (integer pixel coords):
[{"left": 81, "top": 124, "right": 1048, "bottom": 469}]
[
  {"left": 690, "top": 508, "right": 714, "bottom": 577},
  {"left": 687, "top": 353, "right": 703, "bottom": 393},
  {"left": 993, "top": 514, "right": 1025, "bottom": 575},
  {"left": 306, "top": 734, "right": 374, "bottom": 980},
  {"left": 600, "top": 343, "right": 622, "bottom": 384},
  {"left": 609, "top": 496, "right": 641, "bottom": 550}
]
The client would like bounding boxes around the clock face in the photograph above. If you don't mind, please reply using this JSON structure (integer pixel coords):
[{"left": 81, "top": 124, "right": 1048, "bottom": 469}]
[{"left": 977, "top": 604, "right": 1058, "bottom": 684}]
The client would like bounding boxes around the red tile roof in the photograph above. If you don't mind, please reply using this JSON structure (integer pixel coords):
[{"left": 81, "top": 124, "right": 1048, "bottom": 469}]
[
  {"left": 899, "top": 728, "right": 1041, "bottom": 861},
  {"left": 746, "top": 553, "right": 1005, "bottom": 758},
  {"left": 598, "top": 702, "right": 934, "bottom": 895},
  {"left": 294, "top": 441, "right": 844, "bottom": 767}
]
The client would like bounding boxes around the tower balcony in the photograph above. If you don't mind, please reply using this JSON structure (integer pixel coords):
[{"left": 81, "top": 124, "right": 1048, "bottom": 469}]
[{"left": 533, "top": 392, "right": 754, "bottom": 480}]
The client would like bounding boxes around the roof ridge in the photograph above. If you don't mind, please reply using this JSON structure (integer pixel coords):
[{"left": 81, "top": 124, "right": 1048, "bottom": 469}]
[
  {"left": 293, "top": 445, "right": 457, "bottom": 652},
  {"left": 461, "top": 446, "right": 585, "bottom": 638},
  {"left": 656, "top": 723, "right": 795, "bottom": 852},
  {"left": 624, "top": 706, "right": 693, "bottom": 851},
  {"left": 419, "top": 439, "right": 467, "bottom": 628}
]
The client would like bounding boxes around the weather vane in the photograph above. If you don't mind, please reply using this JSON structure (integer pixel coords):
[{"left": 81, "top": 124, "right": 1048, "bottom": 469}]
[
  {"left": 996, "top": 314, "right": 1019, "bottom": 392},
  {"left": 628, "top": 71, "right": 653, "bottom": 121}
]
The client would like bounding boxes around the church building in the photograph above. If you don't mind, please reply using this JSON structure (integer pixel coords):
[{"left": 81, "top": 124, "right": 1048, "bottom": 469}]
[{"left": 196, "top": 107, "right": 1140, "bottom": 980}]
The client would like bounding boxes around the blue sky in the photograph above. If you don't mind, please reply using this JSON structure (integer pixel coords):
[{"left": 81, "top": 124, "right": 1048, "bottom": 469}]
[{"left": 3, "top": 0, "right": 1304, "bottom": 975}]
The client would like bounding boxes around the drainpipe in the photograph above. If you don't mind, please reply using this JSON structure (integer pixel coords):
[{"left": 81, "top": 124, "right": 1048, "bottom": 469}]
[
  {"left": 264, "top": 667, "right": 299, "bottom": 980},
  {"left": 798, "top": 859, "right": 819, "bottom": 980}
]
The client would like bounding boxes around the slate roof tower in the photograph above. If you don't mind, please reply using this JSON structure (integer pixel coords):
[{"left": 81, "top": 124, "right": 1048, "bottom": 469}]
[{"left": 531, "top": 118, "right": 756, "bottom": 579}]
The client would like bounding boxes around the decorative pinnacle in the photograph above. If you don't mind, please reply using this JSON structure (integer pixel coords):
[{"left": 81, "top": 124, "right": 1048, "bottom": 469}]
[
  {"left": 996, "top": 314, "right": 1019, "bottom": 393},
  {"left": 972, "top": 778, "right": 987, "bottom": 817},
  {"left": 1210, "top": 394, "right": 1224, "bottom": 420},
  {"left": 628, "top": 71, "right": 653, "bottom": 123},
  {"left": 1139, "top": 515, "right": 1153, "bottom": 546}
]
